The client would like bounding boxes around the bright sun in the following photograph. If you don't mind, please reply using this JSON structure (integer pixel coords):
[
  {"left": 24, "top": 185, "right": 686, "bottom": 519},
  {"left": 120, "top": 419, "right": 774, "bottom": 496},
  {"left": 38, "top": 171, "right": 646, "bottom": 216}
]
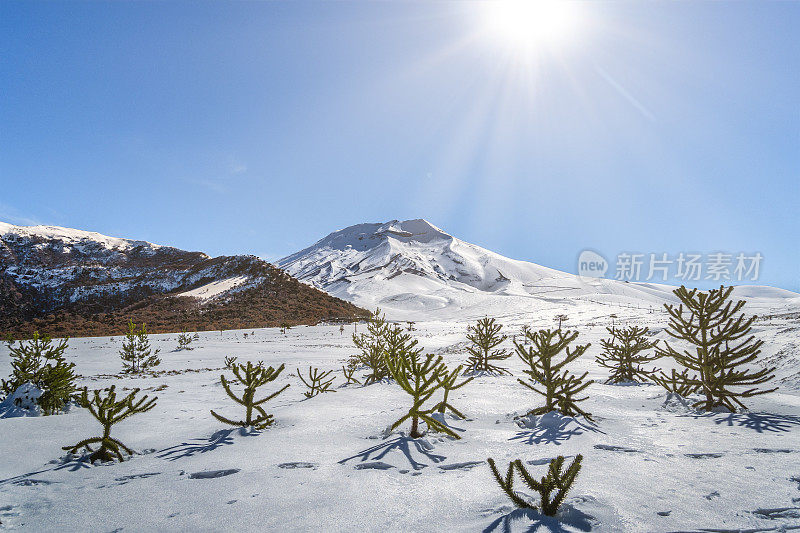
[{"left": 484, "top": 0, "right": 584, "bottom": 51}]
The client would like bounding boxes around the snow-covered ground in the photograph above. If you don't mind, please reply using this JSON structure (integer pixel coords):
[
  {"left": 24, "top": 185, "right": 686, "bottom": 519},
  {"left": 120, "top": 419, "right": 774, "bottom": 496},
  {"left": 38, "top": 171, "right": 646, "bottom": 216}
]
[{"left": 2, "top": 302, "right": 799, "bottom": 532}]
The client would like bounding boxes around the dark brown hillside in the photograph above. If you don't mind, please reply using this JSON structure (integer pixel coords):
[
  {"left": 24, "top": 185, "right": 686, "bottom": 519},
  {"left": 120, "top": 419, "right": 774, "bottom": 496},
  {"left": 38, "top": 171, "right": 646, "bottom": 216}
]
[
  {"left": 0, "top": 223, "right": 369, "bottom": 338},
  {"left": 0, "top": 276, "right": 367, "bottom": 338}
]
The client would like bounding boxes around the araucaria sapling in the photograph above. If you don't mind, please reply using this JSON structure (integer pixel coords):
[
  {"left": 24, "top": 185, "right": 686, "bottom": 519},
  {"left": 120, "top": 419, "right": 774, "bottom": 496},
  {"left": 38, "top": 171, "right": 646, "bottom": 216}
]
[
  {"left": 341, "top": 364, "right": 361, "bottom": 385},
  {"left": 596, "top": 326, "right": 660, "bottom": 383},
  {"left": 210, "top": 361, "right": 289, "bottom": 429},
  {"left": 63, "top": 386, "right": 156, "bottom": 462},
  {"left": 298, "top": 366, "right": 336, "bottom": 398},
  {"left": 514, "top": 328, "right": 593, "bottom": 420},
  {"left": 432, "top": 364, "right": 473, "bottom": 419},
  {"left": 119, "top": 320, "right": 160, "bottom": 373},
  {"left": 653, "top": 285, "right": 777, "bottom": 412},
  {"left": 2, "top": 332, "right": 76, "bottom": 415},
  {"left": 176, "top": 330, "right": 194, "bottom": 351},
  {"left": 351, "top": 308, "right": 390, "bottom": 384},
  {"left": 383, "top": 326, "right": 458, "bottom": 439},
  {"left": 464, "top": 317, "right": 511, "bottom": 375},
  {"left": 487, "top": 455, "right": 583, "bottom": 516}
]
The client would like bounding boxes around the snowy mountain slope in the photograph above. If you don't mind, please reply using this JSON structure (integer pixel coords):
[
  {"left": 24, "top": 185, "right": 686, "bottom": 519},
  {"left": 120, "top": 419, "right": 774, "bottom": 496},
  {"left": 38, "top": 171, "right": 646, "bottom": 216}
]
[
  {"left": 0, "top": 222, "right": 365, "bottom": 336},
  {"left": 278, "top": 219, "right": 800, "bottom": 320}
]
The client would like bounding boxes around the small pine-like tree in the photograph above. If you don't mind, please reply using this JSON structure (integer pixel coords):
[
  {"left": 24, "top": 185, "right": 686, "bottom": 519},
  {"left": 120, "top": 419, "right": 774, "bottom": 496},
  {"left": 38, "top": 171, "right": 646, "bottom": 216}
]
[
  {"left": 352, "top": 309, "right": 390, "bottom": 384},
  {"left": 520, "top": 325, "right": 531, "bottom": 343},
  {"left": 654, "top": 285, "right": 776, "bottom": 412},
  {"left": 433, "top": 364, "right": 473, "bottom": 419},
  {"left": 280, "top": 323, "right": 291, "bottom": 334},
  {"left": 176, "top": 330, "right": 194, "bottom": 351},
  {"left": 596, "top": 326, "right": 660, "bottom": 384},
  {"left": 651, "top": 368, "right": 697, "bottom": 406},
  {"left": 384, "top": 327, "right": 457, "bottom": 439},
  {"left": 464, "top": 317, "right": 511, "bottom": 375},
  {"left": 224, "top": 356, "right": 238, "bottom": 369},
  {"left": 1, "top": 332, "right": 76, "bottom": 415},
  {"left": 210, "top": 361, "right": 289, "bottom": 429},
  {"left": 514, "top": 329, "right": 593, "bottom": 420},
  {"left": 341, "top": 364, "right": 361, "bottom": 386},
  {"left": 554, "top": 314, "right": 569, "bottom": 330},
  {"left": 298, "top": 366, "right": 336, "bottom": 398},
  {"left": 119, "top": 320, "right": 160, "bottom": 373},
  {"left": 487, "top": 455, "right": 583, "bottom": 516},
  {"left": 63, "top": 386, "right": 156, "bottom": 462}
]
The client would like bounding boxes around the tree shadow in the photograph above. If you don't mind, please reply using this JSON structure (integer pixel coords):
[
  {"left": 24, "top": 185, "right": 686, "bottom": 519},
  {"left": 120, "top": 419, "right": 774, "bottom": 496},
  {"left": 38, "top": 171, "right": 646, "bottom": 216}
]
[
  {"left": 157, "top": 427, "right": 260, "bottom": 462},
  {"left": 53, "top": 457, "right": 94, "bottom": 472},
  {"left": 684, "top": 412, "right": 800, "bottom": 434},
  {"left": 510, "top": 414, "right": 603, "bottom": 446},
  {"left": 0, "top": 454, "right": 95, "bottom": 486},
  {"left": 338, "top": 435, "right": 447, "bottom": 471},
  {"left": 483, "top": 507, "right": 593, "bottom": 533}
]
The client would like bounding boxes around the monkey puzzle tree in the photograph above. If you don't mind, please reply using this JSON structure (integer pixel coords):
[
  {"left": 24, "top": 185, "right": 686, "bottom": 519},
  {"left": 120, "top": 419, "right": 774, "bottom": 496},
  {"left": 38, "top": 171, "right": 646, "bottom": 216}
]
[
  {"left": 119, "top": 320, "right": 160, "bottom": 373},
  {"left": 654, "top": 285, "right": 776, "bottom": 412},
  {"left": 464, "top": 317, "right": 511, "bottom": 375},
  {"left": 211, "top": 361, "right": 289, "bottom": 429},
  {"left": 352, "top": 308, "right": 390, "bottom": 384},
  {"left": 651, "top": 368, "right": 698, "bottom": 406},
  {"left": 514, "top": 329, "right": 593, "bottom": 420},
  {"left": 63, "top": 386, "right": 156, "bottom": 462},
  {"left": 297, "top": 366, "right": 336, "bottom": 398},
  {"left": 176, "top": 330, "right": 194, "bottom": 351},
  {"left": 2, "top": 332, "right": 76, "bottom": 415},
  {"left": 383, "top": 327, "right": 458, "bottom": 439},
  {"left": 554, "top": 314, "right": 569, "bottom": 330},
  {"left": 341, "top": 364, "right": 361, "bottom": 386},
  {"left": 596, "top": 326, "right": 660, "bottom": 384},
  {"left": 432, "top": 364, "right": 473, "bottom": 419},
  {"left": 488, "top": 455, "right": 583, "bottom": 516}
]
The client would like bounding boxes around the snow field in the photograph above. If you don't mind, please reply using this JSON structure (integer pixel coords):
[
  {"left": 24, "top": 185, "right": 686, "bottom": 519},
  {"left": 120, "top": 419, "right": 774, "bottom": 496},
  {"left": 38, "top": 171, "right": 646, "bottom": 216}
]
[{"left": 1, "top": 307, "right": 799, "bottom": 532}]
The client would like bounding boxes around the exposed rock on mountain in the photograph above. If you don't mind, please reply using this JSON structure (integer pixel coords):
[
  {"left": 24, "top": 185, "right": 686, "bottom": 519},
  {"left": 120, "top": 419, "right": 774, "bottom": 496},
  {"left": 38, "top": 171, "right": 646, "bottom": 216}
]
[{"left": 0, "top": 222, "right": 366, "bottom": 337}]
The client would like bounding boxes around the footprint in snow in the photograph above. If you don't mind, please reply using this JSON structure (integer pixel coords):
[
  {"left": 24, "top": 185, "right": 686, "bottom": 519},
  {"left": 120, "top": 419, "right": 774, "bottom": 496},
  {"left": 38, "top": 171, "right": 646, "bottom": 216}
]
[
  {"left": 12, "top": 478, "right": 56, "bottom": 486},
  {"left": 277, "top": 462, "right": 318, "bottom": 470},
  {"left": 593, "top": 444, "right": 640, "bottom": 453},
  {"left": 188, "top": 469, "right": 240, "bottom": 479},
  {"left": 354, "top": 461, "right": 395, "bottom": 470},
  {"left": 438, "top": 461, "right": 485, "bottom": 471},
  {"left": 114, "top": 473, "right": 161, "bottom": 482},
  {"left": 685, "top": 453, "right": 725, "bottom": 459}
]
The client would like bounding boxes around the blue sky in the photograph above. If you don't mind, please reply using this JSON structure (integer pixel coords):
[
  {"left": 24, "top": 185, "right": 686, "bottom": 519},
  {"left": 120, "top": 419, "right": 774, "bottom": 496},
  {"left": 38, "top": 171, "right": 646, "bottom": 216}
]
[{"left": 1, "top": 1, "right": 798, "bottom": 291}]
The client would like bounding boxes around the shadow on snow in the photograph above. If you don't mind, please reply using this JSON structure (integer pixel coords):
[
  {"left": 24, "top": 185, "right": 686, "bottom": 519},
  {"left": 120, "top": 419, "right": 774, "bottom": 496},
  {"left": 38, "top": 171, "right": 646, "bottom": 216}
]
[
  {"left": 157, "top": 427, "right": 261, "bottom": 461},
  {"left": 483, "top": 507, "right": 593, "bottom": 533},
  {"left": 510, "top": 415, "right": 603, "bottom": 446},
  {"left": 681, "top": 412, "right": 800, "bottom": 434},
  {"left": 338, "top": 435, "right": 446, "bottom": 471}
]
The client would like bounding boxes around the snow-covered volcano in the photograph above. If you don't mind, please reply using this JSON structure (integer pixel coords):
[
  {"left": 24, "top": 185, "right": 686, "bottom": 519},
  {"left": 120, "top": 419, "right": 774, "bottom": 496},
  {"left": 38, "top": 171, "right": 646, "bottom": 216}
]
[{"left": 279, "top": 219, "right": 800, "bottom": 320}]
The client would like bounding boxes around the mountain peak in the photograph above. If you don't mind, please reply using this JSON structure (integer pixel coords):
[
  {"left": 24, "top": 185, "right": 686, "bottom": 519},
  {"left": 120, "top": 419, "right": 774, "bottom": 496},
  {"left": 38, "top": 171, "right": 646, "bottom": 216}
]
[
  {"left": 0, "top": 221, "right": 164, "bottom": 252},
  {"left": 286, "top": 219, "right": 452, "bottom": 259}
]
